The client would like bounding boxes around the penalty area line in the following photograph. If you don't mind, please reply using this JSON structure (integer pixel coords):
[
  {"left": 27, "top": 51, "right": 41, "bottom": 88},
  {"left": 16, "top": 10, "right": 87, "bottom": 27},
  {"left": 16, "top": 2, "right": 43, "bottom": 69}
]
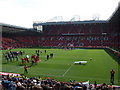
[{"left": 62, "top": 64, "right": 74, "bottom": 77}]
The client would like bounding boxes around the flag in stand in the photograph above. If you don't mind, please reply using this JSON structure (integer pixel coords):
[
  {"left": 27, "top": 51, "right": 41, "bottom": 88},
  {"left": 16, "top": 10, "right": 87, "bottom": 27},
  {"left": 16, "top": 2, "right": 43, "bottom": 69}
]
[{"left": 0, "top": 72, "right": 21, "bottom": 76}]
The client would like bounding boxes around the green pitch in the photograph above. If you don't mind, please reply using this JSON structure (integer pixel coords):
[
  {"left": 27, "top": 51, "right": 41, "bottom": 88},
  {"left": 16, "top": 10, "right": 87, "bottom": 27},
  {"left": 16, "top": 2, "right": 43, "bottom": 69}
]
[{"left": 1, "top": 48, "right": 119, "bottom": 85}]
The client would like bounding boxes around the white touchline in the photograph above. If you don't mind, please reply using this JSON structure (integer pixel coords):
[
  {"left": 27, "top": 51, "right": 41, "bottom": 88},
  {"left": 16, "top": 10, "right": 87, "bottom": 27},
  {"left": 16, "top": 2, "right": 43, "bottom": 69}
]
[{"left": 62, "top": 64, "right": 74, "bottom": 77}]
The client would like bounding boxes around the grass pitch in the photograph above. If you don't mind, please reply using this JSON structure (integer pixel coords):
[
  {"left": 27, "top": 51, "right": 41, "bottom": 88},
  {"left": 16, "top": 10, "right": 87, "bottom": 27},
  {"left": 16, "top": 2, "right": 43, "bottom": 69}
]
[{"left": 1, "top": 48, "right": 119, "bottom": 85}]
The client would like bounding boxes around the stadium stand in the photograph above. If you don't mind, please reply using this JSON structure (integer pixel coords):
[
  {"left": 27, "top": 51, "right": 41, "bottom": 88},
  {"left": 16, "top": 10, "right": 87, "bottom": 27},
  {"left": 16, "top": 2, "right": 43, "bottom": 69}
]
[{"left": 32, "top": 3, "right": 120, "bottom": 50}]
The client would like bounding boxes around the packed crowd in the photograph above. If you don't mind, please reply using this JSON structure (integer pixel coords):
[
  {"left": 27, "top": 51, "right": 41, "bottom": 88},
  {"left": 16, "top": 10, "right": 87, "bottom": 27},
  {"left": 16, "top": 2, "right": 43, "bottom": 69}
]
[{"left": 1, "top": 74, "right": 119, "bottom": 90}]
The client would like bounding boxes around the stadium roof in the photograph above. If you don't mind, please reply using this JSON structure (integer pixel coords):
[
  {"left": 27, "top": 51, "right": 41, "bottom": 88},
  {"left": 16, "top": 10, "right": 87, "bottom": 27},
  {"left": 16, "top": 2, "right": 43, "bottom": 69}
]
[
  {"left": 109, "top": 2, "right": 120, "bottom": 23},
  {"left": 0, "top": 23, "right": 32, "bottom": 33},
  {"left": 33, "top": 20, "right": 108, "bottom": 26},
  {"left": 0, "top": 23, "right": 30, "bottom": 30}
]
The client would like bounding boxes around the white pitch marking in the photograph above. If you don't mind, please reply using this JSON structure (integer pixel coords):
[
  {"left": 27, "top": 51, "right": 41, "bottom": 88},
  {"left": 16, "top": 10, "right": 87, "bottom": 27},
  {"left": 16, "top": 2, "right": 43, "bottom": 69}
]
[{"left": 62, "top": 63, "right": 74, "bottom": 77}]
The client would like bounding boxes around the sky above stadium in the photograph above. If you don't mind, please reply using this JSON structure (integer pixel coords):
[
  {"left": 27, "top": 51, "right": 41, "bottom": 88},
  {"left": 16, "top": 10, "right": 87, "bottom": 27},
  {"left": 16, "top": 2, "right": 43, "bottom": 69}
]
[{"left": 0, "top": 0, "right": 119, "bottom": 28}]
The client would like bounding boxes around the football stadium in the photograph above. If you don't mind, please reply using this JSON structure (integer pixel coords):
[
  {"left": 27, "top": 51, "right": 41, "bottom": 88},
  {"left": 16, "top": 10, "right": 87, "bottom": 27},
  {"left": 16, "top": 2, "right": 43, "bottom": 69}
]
[{"left": 0, "top": 1, "right": 120, "bottom": 90}]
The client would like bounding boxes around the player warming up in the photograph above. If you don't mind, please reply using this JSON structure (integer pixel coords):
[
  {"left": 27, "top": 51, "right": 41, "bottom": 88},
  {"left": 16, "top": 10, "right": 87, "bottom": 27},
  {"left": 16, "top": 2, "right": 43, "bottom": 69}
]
[{"left": 24, "top": 65, "right": 28, "bottom": 74}]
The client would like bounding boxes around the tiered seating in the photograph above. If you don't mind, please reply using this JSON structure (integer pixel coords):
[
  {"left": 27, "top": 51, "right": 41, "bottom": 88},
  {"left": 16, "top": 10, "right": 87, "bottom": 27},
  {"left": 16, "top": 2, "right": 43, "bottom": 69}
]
[
  {"left": 111, "top": 35, "right": 120, "bottom": 50},
  {"left": 14, "top": 36, "right": 40, "bottom": 47},
  {"left": 26, "top": 36, "right": 112, "bottom": 47},
  {"left": 2, "top": 33, "right": 119, "bottom": 49},
  {"left": 2, "top": 37, "right": 21, "bottom": 49},
  {"left": 2, "top": 23, "right": 119, "bottom": 50}
]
